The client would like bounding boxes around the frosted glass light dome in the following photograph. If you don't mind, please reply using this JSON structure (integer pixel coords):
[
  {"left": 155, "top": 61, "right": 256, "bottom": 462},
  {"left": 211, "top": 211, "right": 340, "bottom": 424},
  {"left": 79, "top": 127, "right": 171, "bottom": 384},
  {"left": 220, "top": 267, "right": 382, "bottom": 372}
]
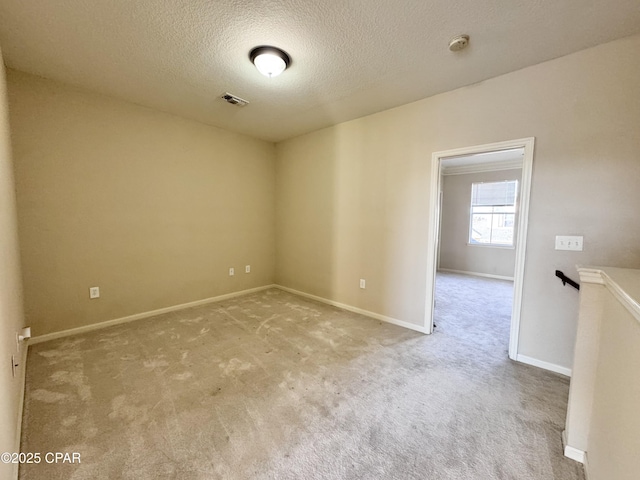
[
  {"left": 253, "top": 53, "right": 286, "bottom": 77},
  {"left": 249, "top": 46, "right": 291, "bottom": 78}
]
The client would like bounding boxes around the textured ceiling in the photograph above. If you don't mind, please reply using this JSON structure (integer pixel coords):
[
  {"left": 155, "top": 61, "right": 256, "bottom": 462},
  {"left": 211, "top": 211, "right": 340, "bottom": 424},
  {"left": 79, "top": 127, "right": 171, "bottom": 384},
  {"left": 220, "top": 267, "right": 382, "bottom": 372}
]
[{"left": 1, "top": 0, "right": 639, "bottom": 142}]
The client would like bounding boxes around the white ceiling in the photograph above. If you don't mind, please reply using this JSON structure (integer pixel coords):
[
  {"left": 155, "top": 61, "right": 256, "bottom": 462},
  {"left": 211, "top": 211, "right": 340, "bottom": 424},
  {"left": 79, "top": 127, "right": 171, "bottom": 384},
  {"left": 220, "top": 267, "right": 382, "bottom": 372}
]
[
  {"left": 440, "top": 148, "right": 525, "bottom": 175},
  {"left": 442, "top": 148, "right": 524, "bottom": 169},
  {"left": 1, "top": 0, "right": 639, "bottom": 142}
]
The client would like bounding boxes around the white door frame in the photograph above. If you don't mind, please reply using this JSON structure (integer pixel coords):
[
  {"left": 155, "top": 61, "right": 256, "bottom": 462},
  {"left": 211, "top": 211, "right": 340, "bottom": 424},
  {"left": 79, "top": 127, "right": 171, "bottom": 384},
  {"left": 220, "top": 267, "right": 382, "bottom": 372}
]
[{"left": 424, "top": 137, "right": 535, "bottom": 360}]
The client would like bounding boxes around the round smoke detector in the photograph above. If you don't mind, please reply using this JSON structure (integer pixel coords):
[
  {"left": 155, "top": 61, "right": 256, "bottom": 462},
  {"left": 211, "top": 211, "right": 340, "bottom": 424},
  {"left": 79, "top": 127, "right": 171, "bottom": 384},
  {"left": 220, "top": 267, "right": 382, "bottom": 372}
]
[{"left": 449, "top": 35, "right": 470, "bottom": 52}]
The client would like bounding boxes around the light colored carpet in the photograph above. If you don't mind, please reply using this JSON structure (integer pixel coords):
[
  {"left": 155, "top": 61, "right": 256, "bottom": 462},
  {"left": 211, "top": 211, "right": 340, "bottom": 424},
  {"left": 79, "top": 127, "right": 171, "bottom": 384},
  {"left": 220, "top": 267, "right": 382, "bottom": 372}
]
[{"left": 20, "top": 275, "right": 584, "bottom": 479}]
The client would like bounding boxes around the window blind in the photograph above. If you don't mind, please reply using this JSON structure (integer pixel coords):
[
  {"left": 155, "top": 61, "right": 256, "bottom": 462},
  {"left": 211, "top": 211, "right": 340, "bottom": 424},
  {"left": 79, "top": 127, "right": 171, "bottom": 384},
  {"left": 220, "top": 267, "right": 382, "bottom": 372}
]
[{"left": 471, "top": 180, "right": 517, "bottom": 207}]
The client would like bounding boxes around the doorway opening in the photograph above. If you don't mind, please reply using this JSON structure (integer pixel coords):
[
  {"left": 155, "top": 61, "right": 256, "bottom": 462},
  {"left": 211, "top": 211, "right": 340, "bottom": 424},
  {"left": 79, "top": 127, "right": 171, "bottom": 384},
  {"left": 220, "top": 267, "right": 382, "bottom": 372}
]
[{"left": 424, "top": 138, "right": 535, "bottom": 360}]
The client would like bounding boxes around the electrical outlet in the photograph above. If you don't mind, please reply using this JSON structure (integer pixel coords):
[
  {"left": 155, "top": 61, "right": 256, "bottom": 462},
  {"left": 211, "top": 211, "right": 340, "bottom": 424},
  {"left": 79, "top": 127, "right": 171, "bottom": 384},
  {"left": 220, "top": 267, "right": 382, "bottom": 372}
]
[
  {"left": 359, "top": 279, "right": 366, "bottom": 289},
  {"left": 89, "top": 287, "right": 100, "bottom": 299},
  {"left": 245, "top": 265, "right": 251, "bottom": 274},
  {"left": 555, "top": 235, "right": 584, "bottom": 251},
  {"left": 229, "top": 267, "right": 235, "bottom": 276}
]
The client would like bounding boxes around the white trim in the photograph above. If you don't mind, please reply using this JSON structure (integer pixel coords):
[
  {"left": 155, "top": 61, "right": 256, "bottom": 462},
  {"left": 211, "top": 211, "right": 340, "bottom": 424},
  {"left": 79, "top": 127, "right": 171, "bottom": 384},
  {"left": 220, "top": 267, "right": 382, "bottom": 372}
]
[
  {"left": 605, "top": 277, "right": 640, "bottom": 324},
  {"left": 466, "top": 243, "right": 515, "bottom": 250},
  {"left": 424, "top": 144, "right": 442, "bottom": 335},
  {"left": 438, "top": 268, "right": 514, "bottom": 281},
  {"left": 275, "top": 285, "right": 430, "bottom": 334},
  {"left": 577, "top": 268, "right": 606, "bottom": 286},
  {"left": 426, "top": 137, "right": 535, "bottom": 359},
  {"left": 441, "top": 159, "right": 523, "bottom": 175},
  {"left": 578, "top": 267, "right": 640, "bottom": 324},
  {"left": 30, "top": 285, "right": 276, "bottom": 344},
  {"left": 516, "top": 354, "right": 572, "bottom": 377},
  {"left": 564, "top": 445, "right": 586, "bottom": 464},
  {"left": 562, "top": 430, "right": 586, "bottom": 464},
  {"left": 12, "top": 344, "right": 28, "bottom": 480},
  {"left": 510, "top": 139, "right": 534, "bottom": 361}
]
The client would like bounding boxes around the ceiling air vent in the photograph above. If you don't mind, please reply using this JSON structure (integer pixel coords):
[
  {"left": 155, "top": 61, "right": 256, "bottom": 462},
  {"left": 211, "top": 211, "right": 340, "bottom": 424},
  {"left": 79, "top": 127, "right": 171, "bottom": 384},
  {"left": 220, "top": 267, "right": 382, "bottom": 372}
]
[{"left": 221, "top": 92, "right": 249, "bottom": 106}]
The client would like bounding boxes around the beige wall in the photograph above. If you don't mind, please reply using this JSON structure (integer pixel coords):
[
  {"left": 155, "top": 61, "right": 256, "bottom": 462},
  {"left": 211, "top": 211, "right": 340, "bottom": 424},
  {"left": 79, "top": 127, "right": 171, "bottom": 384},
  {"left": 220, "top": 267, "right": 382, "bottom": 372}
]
[
  {"left": 587, "top": 286, "right": 640, "bottom": 479},
  {"left": 0, "top": 50, "right": 26, "bottom": 480},
  {"left": 276, "top": 33, "right": 640, "bottom": 370},
  {"left": 565, "top": 268, "right": 640, "bottom": 479},
  {"left": 8, "top": 71, "right": 276, "bottom": 336},
  {"left": 564, "top": 280, "right": 604, "bottom": 453},
  {"left": 439, "top": 169, "right": 521, "bottom": 278},
  {"left": 276, "top": 121, "right": 431, "bottom": 324},
  {"left": 7, "top": 34, "right": 640, "bottom": 371}
]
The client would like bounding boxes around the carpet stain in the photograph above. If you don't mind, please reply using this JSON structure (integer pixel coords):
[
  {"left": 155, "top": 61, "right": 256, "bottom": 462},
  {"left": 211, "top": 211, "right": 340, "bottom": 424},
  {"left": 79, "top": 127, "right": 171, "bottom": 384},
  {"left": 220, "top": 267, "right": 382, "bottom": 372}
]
[
  {"left": 61, "top": 415, "right": 77, "bottom": 427},
  {"left": 50, "top": 370, "right": 92, "bottom": 401},
  {"left": 30, "top": 389, "right": 68, "bottom": 403},
  {"left": 143, "top": 357, "right": 169, "bottom": 369},
  {"left": 219, "top": 358, "right": 254, "bottom": 377}
]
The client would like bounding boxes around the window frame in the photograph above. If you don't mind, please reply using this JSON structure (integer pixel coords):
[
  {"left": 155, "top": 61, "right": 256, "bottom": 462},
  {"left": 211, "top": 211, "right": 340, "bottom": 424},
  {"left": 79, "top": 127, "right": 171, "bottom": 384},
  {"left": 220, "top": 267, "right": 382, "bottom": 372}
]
[{"left": 467, "top": 180, "right": 518, "bottom": 248}]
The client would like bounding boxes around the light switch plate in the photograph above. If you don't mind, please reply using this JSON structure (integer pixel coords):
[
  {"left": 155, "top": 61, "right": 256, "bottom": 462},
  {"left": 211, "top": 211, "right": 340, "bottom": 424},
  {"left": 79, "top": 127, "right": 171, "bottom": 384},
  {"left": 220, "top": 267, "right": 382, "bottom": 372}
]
[{"left": 555, "top": 235, "right": 584, "bottom": 251}]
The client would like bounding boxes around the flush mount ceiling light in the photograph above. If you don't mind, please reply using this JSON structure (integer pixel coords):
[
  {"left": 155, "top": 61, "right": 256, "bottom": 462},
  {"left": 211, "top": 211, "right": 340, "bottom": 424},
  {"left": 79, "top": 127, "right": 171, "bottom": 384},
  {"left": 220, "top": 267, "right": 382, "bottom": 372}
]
[{"left": 249, "top": 46, "right": 291, "bottom": 78}]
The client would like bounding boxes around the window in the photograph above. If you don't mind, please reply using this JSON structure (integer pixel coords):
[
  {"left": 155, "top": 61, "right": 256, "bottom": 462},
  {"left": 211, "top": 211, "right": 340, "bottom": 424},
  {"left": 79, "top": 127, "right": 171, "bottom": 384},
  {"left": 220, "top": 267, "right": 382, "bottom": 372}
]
[{"left": 469, "top": 180, "right": 518, "bottom": 247}]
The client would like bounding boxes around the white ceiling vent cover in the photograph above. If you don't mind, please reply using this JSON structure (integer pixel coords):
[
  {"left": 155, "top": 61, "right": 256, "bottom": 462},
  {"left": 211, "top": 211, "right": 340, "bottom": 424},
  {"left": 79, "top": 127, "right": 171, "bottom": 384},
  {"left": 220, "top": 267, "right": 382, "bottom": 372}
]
[{"left": 221, "top": 92, "right": 249, "bottom": 106}]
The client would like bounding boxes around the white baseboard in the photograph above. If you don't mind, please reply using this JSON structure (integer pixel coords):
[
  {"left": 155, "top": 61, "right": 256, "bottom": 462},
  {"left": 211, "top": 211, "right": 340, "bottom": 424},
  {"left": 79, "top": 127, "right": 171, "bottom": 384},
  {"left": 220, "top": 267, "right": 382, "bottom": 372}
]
[
  {"left": 516, "top": 354, "right": 572, "bottom": 377},
  {"left": 12, "top": 344, "right": 28, "bottom": 480},
  {"left": 438, "top": 268, "right": 514, "bottom": 281},
  {"left": 275, "top": 285, "right": 430, "bottom": 334},
  {"left": 562, "top": 430, "right": 586, "bottom": 464},
  {"left": 564, "top": 445, "right": 585, "bottom": 463},
  {"left": 564, "top": 445, "right": 586, "bottom": 464},
  {"left": 30, "top": 285, "right": 276, "bottom": 344}
]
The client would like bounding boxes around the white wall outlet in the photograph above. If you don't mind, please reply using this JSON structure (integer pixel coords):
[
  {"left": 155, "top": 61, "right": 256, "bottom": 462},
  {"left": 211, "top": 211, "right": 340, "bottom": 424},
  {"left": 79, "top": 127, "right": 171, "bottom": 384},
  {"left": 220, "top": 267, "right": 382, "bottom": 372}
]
[
  {"left": 16, "top": 327, "right": 31, "bottom": 349},
  {"left": 555, "top": 235, "right": 584, "bottom": 251},
  {"left": 359, "top": 279, "right": 366, "bottom": 289},
  {"left": 89, "top": 286, "right": 100, "bottom": 299},
  {"left": 245, "top": 265, "right": 251, "bottom": 274},
  {"left": 229, "top": 267, "right": 235, "bottom": 276}
]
